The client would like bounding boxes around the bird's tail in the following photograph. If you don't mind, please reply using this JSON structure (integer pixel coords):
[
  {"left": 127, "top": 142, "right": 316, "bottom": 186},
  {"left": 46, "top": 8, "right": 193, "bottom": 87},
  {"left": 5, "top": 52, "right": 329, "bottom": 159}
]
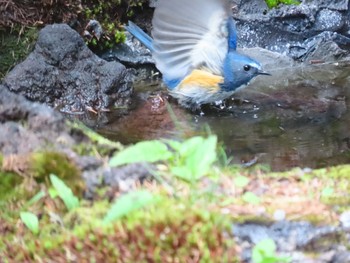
[{"left": 124, "top": 21, "right": 154, "bottom": 51}]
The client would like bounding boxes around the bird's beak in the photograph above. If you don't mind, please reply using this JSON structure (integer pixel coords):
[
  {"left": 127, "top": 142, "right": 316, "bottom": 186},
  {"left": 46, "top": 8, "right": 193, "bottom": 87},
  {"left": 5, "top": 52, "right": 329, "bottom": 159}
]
[{"left": 257, "top": 70, "right": 271, "bottom": 76}]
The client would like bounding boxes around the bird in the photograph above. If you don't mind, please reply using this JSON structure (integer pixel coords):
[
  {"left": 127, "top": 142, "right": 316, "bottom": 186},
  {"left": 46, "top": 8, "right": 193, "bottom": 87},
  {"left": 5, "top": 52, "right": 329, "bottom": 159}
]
[{"left": 125, "top": 0, "right": 270, "bottom": 109}]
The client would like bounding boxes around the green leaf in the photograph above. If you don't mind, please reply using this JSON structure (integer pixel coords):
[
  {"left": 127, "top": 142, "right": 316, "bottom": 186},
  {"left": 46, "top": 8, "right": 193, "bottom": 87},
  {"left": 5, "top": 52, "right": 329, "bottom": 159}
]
[
  {"left": 165, "top": 139, "right": 182, "bottom": 152},
  {"left": 234, "top": 176, "right": 250, "bottom": 188},
  {"left": 171, "top": 136, "right": 218, "bottom": 181},
  {"left": 27, "top": 190, "right": 46, "bottom": 205},
  {"left": 20, "top": 212, "right": 39, "bottom": 235},
  {"left": 50, "top": 174, "right": 79, "bottom": 211},
  {"left": 104, "top": 190, "right": 156, "bottom": 224},
  {"left": 280, "top": 0, "right": 300, "bottom": 5},
  {"left": 48, "top": 187, "right": 58, "bottom": 199},
  {"left": 265, "top": 0, "right": 300, "bottom": 8},
  {"left": 242, "top": 192, "right": 261, "bottom": 205},
  {"left": 252, "top": 239, "right": 291, "bottom": 263},
  {"left": 265, "top": 0, "right": 278, "bottom": 8},
  {"left": 171, "top": 166, "right": 192, "bottom": 181},
  {"left": 109, "top": 140, "right": 173, "bottom": 167}
]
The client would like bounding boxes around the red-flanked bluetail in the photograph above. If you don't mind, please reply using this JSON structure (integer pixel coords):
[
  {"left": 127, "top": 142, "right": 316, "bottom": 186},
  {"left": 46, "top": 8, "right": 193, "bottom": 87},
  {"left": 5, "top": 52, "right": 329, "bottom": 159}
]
[{"left": 125, "top": 0, "right": 270, "bottom": 108}]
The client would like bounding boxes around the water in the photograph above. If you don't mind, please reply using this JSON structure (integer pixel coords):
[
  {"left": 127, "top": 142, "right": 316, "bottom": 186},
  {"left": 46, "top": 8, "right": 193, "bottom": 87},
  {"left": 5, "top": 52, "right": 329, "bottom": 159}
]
[{"left": 90, "top": 54, "right": 350, "bottom": 171}]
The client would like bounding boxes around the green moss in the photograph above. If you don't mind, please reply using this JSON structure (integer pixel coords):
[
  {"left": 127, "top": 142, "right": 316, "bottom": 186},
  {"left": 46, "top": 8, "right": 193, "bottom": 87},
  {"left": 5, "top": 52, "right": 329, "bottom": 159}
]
[
  {"left": 83, "top": 0, "right": 127, "bottom": 49},
  {"left": 30, "top": 152, "right": 80, "bottom": 181},
  {"left": 0, "top": 172, "right": 23, "bottom": 201},
  {"left": 82, "top": 0, "right": 152, "bottom": 50},
  {"left": 3, "top": 195, "right": 238, "bottom": 262},
  {"left": 0, "top": 27, "right": 38, "bottom": 79},
  {"left": 0, "top": 151, "right": 83, "bottom": 202},
  {"left": 314, "top": 165, "right": 350, "bottom": 179},
  {"left": 265, "top": 0, "right": 300, "bottom": 8}
]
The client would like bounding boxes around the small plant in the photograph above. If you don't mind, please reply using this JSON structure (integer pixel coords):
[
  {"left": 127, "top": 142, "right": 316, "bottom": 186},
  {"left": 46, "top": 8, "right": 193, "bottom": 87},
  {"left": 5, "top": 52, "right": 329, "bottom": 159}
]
[
  {"left": 242, "top": 192, "right": 261, "bottom": 205},
  {"left": 169, "top": 136, "right": 218, "bottom": 182},
  {"left": 20, "top": 212, "right": 39, "bottom": 235},
  {"left": 104, "top": 190, "right": 157, "bottom": 223},
  {"left": 109, "top": 135, "right": 218, "bottom": 182},
  {"left": 82, "top": 0, "right": 133, "bottom": 50},
  {"left": 50, "top": 174, "right": 79, "bottom": 211},
  {"left": 109, "top": 140, "right": 172, "bottom": 167},
  {"left": 252, "top": 239, "right": 291, "bottom": 263}
]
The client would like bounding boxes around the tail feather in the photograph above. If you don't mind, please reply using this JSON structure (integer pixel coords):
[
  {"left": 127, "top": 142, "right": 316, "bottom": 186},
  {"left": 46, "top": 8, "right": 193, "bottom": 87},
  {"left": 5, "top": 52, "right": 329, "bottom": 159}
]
[{"left": 124, "top": 21, "right": 154, "bottom": 51}]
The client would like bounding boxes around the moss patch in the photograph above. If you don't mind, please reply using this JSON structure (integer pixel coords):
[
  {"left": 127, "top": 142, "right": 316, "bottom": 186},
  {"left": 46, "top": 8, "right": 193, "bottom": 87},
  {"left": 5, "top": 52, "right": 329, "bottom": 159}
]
[
  {"left": 2, "top": 194, "right": 238, "bottom": 262},
  {"left": 0, "top": 27, "right": 38, "bottom": 79}
]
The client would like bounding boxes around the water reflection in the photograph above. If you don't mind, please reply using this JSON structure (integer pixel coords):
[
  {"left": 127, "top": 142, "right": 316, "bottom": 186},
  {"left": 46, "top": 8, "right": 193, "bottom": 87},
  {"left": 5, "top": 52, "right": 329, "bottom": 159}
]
[{"left": 79, "top": 60, "right": 350, "bottom": 171}]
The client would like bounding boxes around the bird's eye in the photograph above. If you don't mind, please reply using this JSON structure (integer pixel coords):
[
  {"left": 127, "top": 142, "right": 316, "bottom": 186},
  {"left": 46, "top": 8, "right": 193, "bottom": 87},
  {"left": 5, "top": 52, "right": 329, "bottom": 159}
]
[{"left": 243, "top": 65, "right": 251, "bottom": 71}]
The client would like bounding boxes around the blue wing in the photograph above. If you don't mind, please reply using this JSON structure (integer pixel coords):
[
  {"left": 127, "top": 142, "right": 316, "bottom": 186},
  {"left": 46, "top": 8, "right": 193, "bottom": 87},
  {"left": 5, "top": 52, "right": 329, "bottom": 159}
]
[
  {"left": 125, "top": 21, "right": 154, "bottom": 51},
  {"left": 152, "top": 0, "right": 236, "bottom": 88},
  {"left": 227, "top": 17, "right": 237, "bottom": 51}
]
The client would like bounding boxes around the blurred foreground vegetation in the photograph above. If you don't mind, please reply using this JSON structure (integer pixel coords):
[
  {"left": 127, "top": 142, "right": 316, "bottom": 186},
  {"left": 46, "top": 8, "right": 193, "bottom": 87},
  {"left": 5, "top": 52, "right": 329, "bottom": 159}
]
[{"left": 0, "top": 124, "right": 349, "bottom": 262}]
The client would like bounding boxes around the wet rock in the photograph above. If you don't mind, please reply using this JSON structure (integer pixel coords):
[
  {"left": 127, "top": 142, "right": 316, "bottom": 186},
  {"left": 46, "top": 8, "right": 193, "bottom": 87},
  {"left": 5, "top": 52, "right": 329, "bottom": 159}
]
[
  {"left": 235, "top": 0, "right": 350, "bottom": 60},
  {"left": 106, "top": 0, "right": 350, "bottom": 71},
  {"left": 100, "top": 32, "right": 157, "bottom": 83},
  {"left": 289, "top": 32, "right": 350, "bottom": 61},
  {"left": 314, "top": 9, "right": 345, "bottom": 32},
  {"left": 3, "top": 24, "right": 133, "bottom": 113},
  {"left": 101, "top": 35, "right": 154, "bottom": 67}
]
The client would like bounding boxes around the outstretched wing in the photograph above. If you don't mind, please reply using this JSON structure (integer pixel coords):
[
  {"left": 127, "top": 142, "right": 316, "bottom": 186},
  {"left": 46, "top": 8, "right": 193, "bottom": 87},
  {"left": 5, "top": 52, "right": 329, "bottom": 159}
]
[{"left": 152, "top": 0, "right": 235, "bottom": 88}]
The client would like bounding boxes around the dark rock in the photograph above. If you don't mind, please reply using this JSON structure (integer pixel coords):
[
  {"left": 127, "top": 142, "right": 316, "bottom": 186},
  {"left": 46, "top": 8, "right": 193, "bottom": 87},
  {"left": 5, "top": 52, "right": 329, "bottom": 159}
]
[
  {"left": 115, "top": 0, "right": 350, "bottom": 66},
  {"left": 3, "top": 24, "right": 133, "bottom": 113},
  {"left": 288, "top": 31, "right": 350, "bottom": 61},
  {"left": 0, "top": 84, "right": 149, "bottom": 195},
  {"left": 99, "top": 33, "right": 157, "bottom": 83},
  {"left": 100, "top": 37, "right": 154, "bottom": 67},
  {"left": 235, "top": 0, "right": 350, "bottom": 60},
  {"left": 0, "top": 84, "right": 73, "bottom": 154},
  {"left": 82, "top": 163, "right": 154, "bottom": 199}
]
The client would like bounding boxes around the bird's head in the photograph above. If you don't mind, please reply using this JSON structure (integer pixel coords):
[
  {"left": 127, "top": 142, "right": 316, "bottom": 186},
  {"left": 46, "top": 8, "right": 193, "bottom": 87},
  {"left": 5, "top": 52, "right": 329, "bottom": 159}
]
[{"left": 222, "top": 51, "right": 270, "bottom": 91}]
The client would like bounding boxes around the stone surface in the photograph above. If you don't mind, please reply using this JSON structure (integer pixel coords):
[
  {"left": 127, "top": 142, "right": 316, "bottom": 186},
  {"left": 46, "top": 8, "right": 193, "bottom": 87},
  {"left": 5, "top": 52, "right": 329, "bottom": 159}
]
[
  {"left": 3, "top": 24, "right": 133, "bottom": 113},
  {"left": 235, "top": 0, "right": 350, "bottom": 59},
  {"left": 233, "top": 221, "right": 350, "bottom": 263},
  {"left": 0, "top": 84, "right": 73, "bottom": 155}
]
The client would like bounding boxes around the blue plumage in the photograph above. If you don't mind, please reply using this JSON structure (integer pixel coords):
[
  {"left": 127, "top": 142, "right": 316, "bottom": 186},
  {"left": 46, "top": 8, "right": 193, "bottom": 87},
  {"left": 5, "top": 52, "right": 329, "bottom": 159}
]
[
  {"left": 124, "top": 21, "right": 153, "bottom": 51},
  {"left": 125, "top": 0, "right": 269, "bottom": 107},
  {"left": 227, "top": 18, "right": 238, "bottom": 51}
]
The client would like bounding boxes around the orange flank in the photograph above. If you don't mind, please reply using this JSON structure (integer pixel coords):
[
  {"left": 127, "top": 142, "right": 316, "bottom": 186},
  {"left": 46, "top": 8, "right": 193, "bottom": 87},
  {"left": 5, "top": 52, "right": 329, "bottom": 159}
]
[{"left": 179, "top": 69, "right": 223, "bottom": 92}]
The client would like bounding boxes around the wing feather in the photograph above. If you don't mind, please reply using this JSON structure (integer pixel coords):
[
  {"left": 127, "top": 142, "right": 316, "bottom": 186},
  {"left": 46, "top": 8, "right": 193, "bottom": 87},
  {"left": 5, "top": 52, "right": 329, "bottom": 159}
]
[{"left": 152, "top": 0, "right": 231, "bottom": 83}]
